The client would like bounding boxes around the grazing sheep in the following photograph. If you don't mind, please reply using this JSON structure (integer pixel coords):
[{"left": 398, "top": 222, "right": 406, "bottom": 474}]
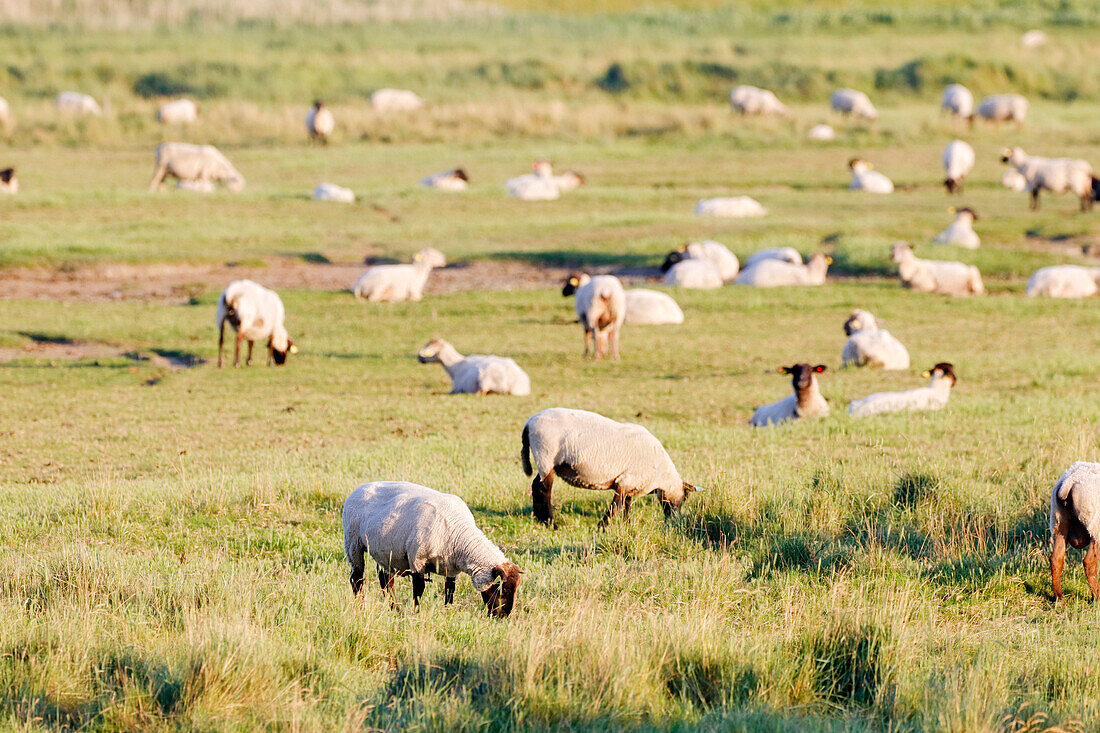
[
  {"left": 977, "top": 94, "right": 1028, "bottom": 125},
  {"left": 0, "top": 168, "right": 17, "bottom": 194},
  {"left": 1001, "top": 146, "right": 1094, "bottom": 211},
  {"left": 55, "top": 91, "right": 101, "bottom": 116},
  {"left": 343, "top": 481, "right": 523, "bottom": 616},
  {"left": 730, "top": 85, "right": 789, "bottom": 116},
  {"left": 694, "top": 196, "right": 766, "bottom": 218},
  {"left": 933, "top": 207, "right": 980, "bottom": 249},
  {"left": 562, "top": 273, "right": 625, "bottom": 360},
  {"left": 750, "top": 364, "right": 829, "bottom": 427},
  {"left": 841, "top": 310, "right": 910, "bottom": 370},
  {"left": 941, "top": 84, "right": 974, "bottom": 121},
  {"left": 808, "top": 124, "right": 836, "bottom": 141},
  {"left": 306, "top": 101, "right": 335, "bottom": 143},
  {"left": 370, "top": 89, "right": 425, "bottom": 112},
  {"left": 623, "top": 289, "right": 684, "bottom": 325},
  {"left": 420, "top": 169, "right": 469, "bottom": 191},
  {"left": 735, "top": 253, "right": 830, "bottom": 288},
  {"left": 830, "top": 88, "right": 878, "bottom": 121},
  {"left": 216, "top": 279, "right": 296, "bottom": 368},
  {"left": 313, "top": 182, "right": 355, "bottom": 203},
  {"left": 156, "top": 98, "right": 197, "bottom": 124},
  {"left": 353, "top": 248, "right": 446, "bottom": 302},
  {"left": 663, "top": 259, "right": 723, "bottom": 289},
  {"left": 149, "top": 142, "right": 245, "bottom": 192},
  {"left": 1021, "top": 29, "right": 1048, "bottom": 48},
  {"left": 892, "top": 242, "right": 984, "bottom": 295},
  {"left": 849, "top": 158, "right": 894, "bottom": 194},
  {"left": 520, "top": 407, "right": 701, "bottom": 526},
  {"left": 742, "top": 247, "right": 802, "bottom": 270},
  {"left": 1026, "top": 266, "right": 1100, "bottom": 298},
  {"left": 507, "top": 160, "right": 582, "bottom": 201},
  {"left": 1049, "top": 462, "right": 1100, "bottom": 602},
  {"left": 1002, "top": 168, "right": 1028, "bottom": 192},
  {"left": 848, "top": 362, "right": 957, "bottom": 417},
  {"left": 660, "top": 240, "right": 740, "bottom": 282},
  {"left": 417, "top": 339, "right": 531, "bottom": 396},
  {"left": 942, "top": 139, "right": 975, "bottom": 194}
]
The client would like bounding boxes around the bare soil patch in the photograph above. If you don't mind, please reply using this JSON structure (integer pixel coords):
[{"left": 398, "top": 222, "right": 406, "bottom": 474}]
[{"left": 0, "top": 333, "right": 205, "bottom": 369}]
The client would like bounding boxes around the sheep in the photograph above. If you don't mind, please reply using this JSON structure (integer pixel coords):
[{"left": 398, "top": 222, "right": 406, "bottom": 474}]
[
  {"left": 1049, "top": 462, "right": 1100, "bottom": 602},
  {"left": 742, "top": 247, "right": 802, "bottom": 270},
  {"left": 660, "top": 240, "right": 740, "bottom": 282},
  {"left": 750, "top": 364, "right": 829, "bottom": 427},
  {"left": 1001, "top": 146, "right": 1094, "bottom": 212},
  {"left": 306, "top": 101, "right": 335, "bottom": 143},
  {"left": 0, "top": 168, "right": 17, "bottom": 194},
  {"left": 1026, "top": 266, "right": 1100, "bottom": 298},
  {"left": 313, "top": 182, "right": 355, "bottom": 203},
  {"left": 694, "top": 196, "right": 766, "bottom": 218},
  {"left": 808, "top": 124, "right": 836, "bottom": 141},
  {"left": 55, "top": 91, "right": 101, "bottom": 116},
  {"left": 933, "top": 207, "right": 980, "bottom": 249},
  {"left": 663, "top": 259, "right": 723, "bottom": 289},
  {"left": 215, "top": 279, "right": 296, "bottom": 368},
  {"left": 735, "top": 253, "right": 830, "bottom": 288},
  {"left": 841, "top": 310, "right": 910, "bottom": 370},
  {"left": 940, "top": 83, "right": 974, "bottom": 121},
  {"left": 623, "top": 289, "right": 684, "bottom": 325},
  {"left": 343, "top": 481, "right": 523, "bottom": 616},
  {"left": 848, "top": 362, "right": 957, "bottom": 417},
  {"left": 520, "top": 407, "right": 701, "bottom": 526},
  {"left": 0, "top": 96, "right": 14, "bottom": 133},
  {"left": 849, "top": 158, "right": 894, "bottom": 194},
  {"left": 353, "top": 248, "right": 446, "bottom": 302},
  {"left": 506, "top": 160, "right": 583, "bottom": 201},
  {"left": 729, "top": 85, "right": 789, "bottom": 116},
  {"left": 149, "top": 142, "right": 245, "bottom": 192},
  {"left": 561, "top": 273, "right": 625, "bottom": 360},
  {"left": 420, "top": 169, "right": 469, "bottom": 191},
  {"left": 977, "top": 94, "right": 1028, "bottom": 125},
  {"left": 417, "top": 339, "right": 531, "bottom": 396},
  {"left": 1002, "top": 168, "right": 1028, "bottom": 192},
  {"left": 370, "top": 88, "right": 425, "bottom": 112},
  {"left": 830, "top": 88, "right": 878, "bottom": 121},
  {"left": 1021, "top": 29, "right": 1048, "bottom": 48},
  {"left": 942, "top": 139, "right": 975, "bottom": 194},
  {"left": 156, "top": 98, "right": 197, "bottom": 124},
  {"left": 891, "top": 242, "right": 984, "bottom": 295}
]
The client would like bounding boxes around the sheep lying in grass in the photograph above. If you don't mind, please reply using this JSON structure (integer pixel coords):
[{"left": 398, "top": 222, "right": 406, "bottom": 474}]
[
  {"left": 306, "top": 101, "right": 334, "bottom": 143},
  {"left": 933, "top": 207, "right": 980, "bottom": 249},
  {"left": 1049, "top": 462, "right": 1100, "bottom": 603},
  {"left": 750, "top": 364, "right": 829, "bottom": 427},
  {"left": 623, "top": 289, "right": 684, "bottom": 325},
  {"left": 742, "top": 247, "right": 802, "bottom": 270},
  {"left": 830, "top": 88, "right": 877, "bottom": 121},
  {"left": 661, "top": 240, "right": 740, "bottom": 282},
  {"left": 729, "top": 85, "right": 789, "bottom": 116},
  {"left": 694, "top": 196, "right": 766, "bottom": 218},
  {"left": 562, "top": 273, "right": 625, "bottom": 360},
  {"left": 0, "top": 96, "right": 12, "bottom": 133},
  {"left": 417, "top": 339, "right": 531, "bottom": 396},
  {"left": 343, "top": 481, "right": 523, "bottom": 616},
  {"left": 507, "top": 160, "right": 583, "bottom": 201},
  {"left": 847, "top": 363, "right": 957, "bottom": 417},
  {"left": 1001, "top": 147, "right": 1095, "bottom": 212},
  {"left": 313, "top": 182, "right": 355, "bottom": 203},
  {"left": 735, "top": 253, "right": 830, "bottom": 287},
  {"left": 421, "top": 169, "right": 469, "bottom": 191},
  {"left": 849, "top": 158, "right": 894, "bottom": 194},
  {"left": 0, "top": 168, "right": 17, "bottom": 194},
  {"left": 978, "top": 94, "right": 1028, "bottom": 125},
  {"left": 841, "top": 310, "right": 910, "bottom": 370},
  {"left": 55, "top": 91, "right": 101, "bottom": 116},
  {"left": 149, "top": 143, "right": 245, "bottom": 192},
  {"left": 892, "top": 242, "right": 984, "bottom": 295},
  {"left": 370, "top": 88, "right": 425, "bottom": 112},
  {"left": 353, "top": 248, "right": 446, "bottom": 302},
  {"left": 942, "top": 140, "right": 975, "bottom": 194},
  {"left": 216, "top": 280, "right": 296, "bottom": 368},
  {"left": 941, "top": 84, "right": 974, "bottom": 122},
  {"left": 1026, "top": 266, "right": 1100, "bottom": 298},
  {"left": 520, "top": 407, "right": 701, "bottom": 526},
  {"left": 157, "top": 98, "right": 197, "bottom": 124},
  {"left": 808, "top": 124, "right": 835, "bottom": 141},
  {"left": 663, "top": 259, "right": 723, "bottom": 289}
]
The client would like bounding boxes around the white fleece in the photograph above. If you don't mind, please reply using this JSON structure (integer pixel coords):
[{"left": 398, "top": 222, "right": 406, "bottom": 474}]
[
  {"left": 841, "top": 310, "right": 910, "bottom": 370},
  {"left": 353, "top": 248, "right": 446, "bottom": 302},
  {"left": 663, "top": 259, "right": 723, "bottom": 289},
  {"left": 735, "top": 253, "right": 829, "bottom": 287},
  {"left": 978, "top": 94, "right": 1028, "bottom": 123},
  {"left": 941, "top": 84, "right": 974, "bottom": 119},
  {"left": 749, "top": 375, "right": 828, "bottom": 427},
  {"left": 694, "top": 196, "right": 767, "bottom": 218},
  {"left": 418, "top": 339, "right": 531, "bottom": 396},
  {"left": 849, "top": 160, "right": 894, "bottom": 194},
  {"left": 370, "top": 89, "right": 425, "bottom": 112},
  {"left": 830, "top": 88, "right": 877, "bottom": 120},
  {"left": 216, "top": 279, "right": 290, "bottom": 352},
  {"left": 1004, "top": 147, "right": 1093, "bottom": 201},
  {"left": 742, "top": 247, "right": 802, "bottom": 270},
  {"left": 421, "top": 170, "right": 468, "bottom": 191},
  {"left": 157, "top": 99, "right": 197, "bottom": 124},
  {"left": 623, "top": 289, "right": 684, "bottom": 325},
  {"left": 892, "top": 243, "right": 984, "bottom": 295},
  {"left": 942, "top": 140, "right": 975, "bottom": 189},
  {"left": 150, "top": 142, "right": 245, "bottom": 192},
  {"left": 1051, "top": 462, "right": 1100, "bottom": 541},
  {"left": 314, "top": 182, "right": 355, "bottom": 203},
  {"left": 933, "top": 210, "right": 980, "bottom": 249},
  {"left": 730, "top": 85, "right": 788, "bottom": 116},
  {"left": 848, "top": 372, "right": 955, "bottom": 417},
  {"left": 1026, "top": 266, "right": 1100, "bottom": 298}
]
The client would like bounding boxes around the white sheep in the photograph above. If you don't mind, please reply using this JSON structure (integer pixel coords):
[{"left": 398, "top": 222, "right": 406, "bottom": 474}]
[
  {"left": 417, "top": 338, "right": 531, "bottom": 396},
  {"left": 562, "top": 273, "right": 625, "bottom": 359},
  {"left": 729, "top": 85, "right": 789, "bottom": 116},
  {"left": 149, "top": 142, "right": 245, "bottom": 192},
  {"left": 742, "top": 247, "right": 802, "bottom": 270},
  {"left": 891, "top": 242, "right": 984, "bottom": 295},
  {"left": 306, "top": 101, "right": 335, "bottom": 143},
  {"left": 942, "top": 139, "right": 975, "bottom": 194},
  {"left": 694, "top": 196, "right": 766, "bottom": 218},
  {"left": 849, "top": 158, "right": 894, "bottom": 194},
  {"left": 623, "top": 289, "right": 684, "bottom": 325},
  {"left": 506, "top": 159, "right": 583, "bottom": 201},
  {"left": 1021, "top": 29, "right": 1048, "bottom": 48},
  {"left": 848, "top": 362, "right": 957, "bottom": 417},
  {"left": 808, "top": 124, "right": 836, "bottom": 141},
  {"left": 370, "top": 88, "right": 425, "bottom": 112},
  {"left": 841, "top": 310, "right": 910, "bottom": 370},
  {"left": 977, "top": 94, "right": 1028, "bottom": 124},
  {"left": 215, "top": 279, "right": 296, "bottom": 368},
  {"left": 660, "top": 240, "right": 740, "bottom": 282},
  {"left": 156, "top": 98, "right": 197, "bottom": 124},
  {"left": 520, "top": 407, "right": 701, "bottom": 526},
  {"left": 0, "top": 96, "right": 12, "bottom": 133},
  {"left": 1026, "top": 266, "right": 1100, "bottom": 298},
  {"left": 735, "top": 253, "right": 830, "bottom": 288},
  {"left": 1002, "top": 169, "right": 1029, "bottom": 192},
  {"left": 55, "top": 91, "right": 101, "bottom": 116},
  {"left": 663, "top": 259, "right": 723, "bottom": 289},
  {"left": 750, "top": 364, "right": 829, "bottom": 427},
  {"left": 353, "top": 248, "right": 446, "bottom": 302},
  {"left": 313, "top": 182, "right": 355, "bottom": 203},
  {"left": 420, "top": 169, "right": 469, "bottom": 191},
  {"left": 941, "top": 84, "right": 974, "bottom": 121},
  {"left": 343, "top": 481, "right": 523, "bottom": 616},
  {"left": 1049, "top": 462, "right": 1100, "bottom": 602},
  {"left": 830, "top": 88, "right": 878, "bottom": 121},
  {"left": 933, "top": 207, "right": 980, "bottom": 249},
  {"left": 1001, "top": 146, "right": 1095, "bottom": 211},
  {"left": 0, "top": 168, "right": 17, "bottom": 194}
]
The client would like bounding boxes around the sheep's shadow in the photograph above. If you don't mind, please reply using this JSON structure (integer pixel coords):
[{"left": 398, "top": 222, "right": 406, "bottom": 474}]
[
  {"left": 490, "top": 250, "right": 658, "bottom": 271},
  {"left": 17, "top": 331, "right": 76, "bottom": 345}
]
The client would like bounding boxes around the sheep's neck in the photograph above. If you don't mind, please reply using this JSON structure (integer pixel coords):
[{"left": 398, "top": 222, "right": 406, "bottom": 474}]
[
  {"left": 928, "top": 377, "right": 954, "bottom": 400},
  {"left": 795, "top": 379, "right": 825, "bottom": 415},
  {"left": 448, "top": 525, "right": 506, "bottom": 586},
  {"left": 435, "top": 344, "right": 464, "bottom": 370}
]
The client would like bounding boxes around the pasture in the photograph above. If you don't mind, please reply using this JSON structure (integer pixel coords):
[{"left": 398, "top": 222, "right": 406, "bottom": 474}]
[{"left": 1, "top": 1, "right": 1099, "bottom": 731}]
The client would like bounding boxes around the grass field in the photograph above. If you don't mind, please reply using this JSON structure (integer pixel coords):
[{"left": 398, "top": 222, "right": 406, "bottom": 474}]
[{"left": 1, "top": 1, "right": 1100, "bottom": 731}]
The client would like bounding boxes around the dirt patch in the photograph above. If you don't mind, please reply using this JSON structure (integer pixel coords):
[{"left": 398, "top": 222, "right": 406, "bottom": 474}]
[{"left": 0, "top": 336, "right": 205, "bottom": 369}]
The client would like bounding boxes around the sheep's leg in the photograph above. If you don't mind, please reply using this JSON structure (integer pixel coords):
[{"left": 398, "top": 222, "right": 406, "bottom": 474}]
[
  {"left": 532, "top": 471, "right": 554, "bottom": 525},
  {"left": 583, "top": 329, "right": 593, "bottom": 358},
  {"left": 246, "top": 340, "right": 254, "bottom": 366},
  {"left": 217, "top": 319, "right": 225, "bottom": 369},
  {"left": 234, "top": 331, "right": 244, "bottom": 367},
  {"left": 444, "top": 577, "right": 456, "bottom": 605},
  {"left": 349, "top": 554, "right": 365, "bottom": 596},
  {"left": 609, "top": 325, "right": 621, "bottom": 360},
  {"left": 378, "top": 568, "right": 400, "bottom": 608},
  {"left": 1051, "top": 532, "right": 1067, "bottom": 602},
  {"left": 148, "top": 163, "right": 168, "bottom": 191},
  {"left": 411, "top": 573, "right": 426, "bottom": 610},
  {"left": 599, "top": 490, "right": 625, "bottom": 528},
  {"left": 1085, "top": 543, "right": 1099, "bottom": 602},
  {"left": 621, "top": 496, "right": 633, "bottom": 523},
  {"left": 1030, "top": 189, "right": 1040, "bottom": 211}
]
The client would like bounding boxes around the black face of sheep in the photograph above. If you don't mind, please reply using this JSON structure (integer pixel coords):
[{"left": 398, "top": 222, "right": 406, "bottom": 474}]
[
  {"left": 0, "top": 168, "right": 14, "bottom": 183},
  {"left": 779, "top": 363, "right": 825, "bottom": 391},
  {"left": 481, "top": 562, "right": 523, "bottom": 618},
  {"left": 561, "top": 274, "right": 582, "bottom": 297},
  {"left": 943, "top": 178, "right": 958, "bottom": 194},
  {"left": 658, "top": 481, "right": 701, "bottom": 518},
  {"left": 955, "top": 206, "right": 977, "bottom": 220},
  {"left": 660, "top": 247, "right": 687, "bottom": 272},
  {"left": 272, "top": 341, "right": 297, "bottom": 365},
  {"left": 454, "top": 169, "right": 469, "bottom": 182},
  {"left": 922, "top": 362, "right": 957, "bottom": 386}
]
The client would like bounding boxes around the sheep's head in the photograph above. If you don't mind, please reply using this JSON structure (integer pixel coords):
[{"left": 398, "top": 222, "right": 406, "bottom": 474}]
[
  {"left": 849, "top": 158, "right": 871, "bottom": 173},
  {"left": 658, "top": 481, "right": 703, "bottom": 518},
  {"left": 778, "top": 363, "right": 826, "bottom": 392},
  {"left": 660, "top": 245, "right": 688, "bottom": 272},
  {"left": 921, "top": 362, "right": 957, "bottom": 387},
  {"left": 843, "top": 310, "right": 876, "bottom": 336},
  {"left": 271, "top": 340, "right": 297, "bottom": 365},
  {"left": 453, "top": 169, "right": 469, "bottom": 182},
  {"left": 561, "top": 272, "right": 589, "bottom": 296},
  {"left": 558, "top": 171, "right": 585, "bottom": 189},
  {"left": 532, "top": 159, "right": 553, "bottom": 177},
  {"left": 953, "top": 206, "right": 977, "bottom": 221},
  {"left": 0, "top": 168, "right": 15, "bottom": 183},
  {"left": 481, "top": 562, "right": 523, "bottom": 618},
  {"left": 891, "top": 242, "right": 912, "bottom": 262},
  {"left": 226, "top": 173, "right": 246, "bottom": 192},
  {"left": 417, "top": 339, "right": 447, "bottom": 363},
  {"left": 1001, "top": 147, "right": 1025, "bottom": 165},
  {"left": 415, "top": 248, "right": 447, "bottom": 269},
  {"left": 312, "top": 100, "right": 324, "bottom": 110}
]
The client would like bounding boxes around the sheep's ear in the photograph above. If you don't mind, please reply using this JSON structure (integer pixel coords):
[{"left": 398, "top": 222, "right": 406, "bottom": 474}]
[
  {"left": 289, "top": 344, "right": 298, "bottom": 354},
  {"left": 569, "top": 277, "right": 578, "bottom": 286},
  {"left": 948, "top": 206, "right": 956, "bottom": 214},
  {"left": 777, "top": 366, "right": 791, "bottom": 374},
  {"left": 414, "top": 253, "right": 423, "bottom": 261},
  {"left": 677, "top": 245, "right": 687, "bottom": 252},
  {"left": 825, "top": 255, "right": 834, "bottom": 265},
  {"left": 921, "top": 370, "right": 931, "bottom": 378},
  {"left": 813, "top": 364, "right": 827, "bottom": 373}
]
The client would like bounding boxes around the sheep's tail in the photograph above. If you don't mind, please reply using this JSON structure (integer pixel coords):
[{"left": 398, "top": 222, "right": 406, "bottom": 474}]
[
  {"left": 520, "top": 423, "right": 533, "bottom": 476},
  {"left": 1057, "top": 479, "right": 1077, "bottom": 503}
]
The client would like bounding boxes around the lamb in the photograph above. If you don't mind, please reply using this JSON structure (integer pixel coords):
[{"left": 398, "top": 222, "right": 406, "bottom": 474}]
[
  {"left": 848, "top": 362, "right": 957, "bottom": 417},
  {"left": 694, "top": 196, "right": 766, "bottom": 218},
  {"left": 1026, "top": 266, "right": 1100, "bottom": 298},
  {"left": 507, "top": 160, "right": 562, "bottom": 201},
  {"left": 149, "top": 142, "right": 245, "bottom": 192},
  {"left": 420, "top": 169, "right": 469, "bottom": 191},
  {"left": 830, "top": 88, "right": 878, "bottom": 121},
  {"left": 933, "top": 207, "right": 980, "bottom": 249},
  {"left": 370, "top": 89, "right": 425, "bottom": 112},
  {"left": 750, "top": 364, "right": 829, "bottom": 427},
  {"left": 660, "top": 240, "right": 740, "bottom": 282},
  {"left": 623, "top": 289, "right": 684, "bottom": 325},
  {"left": 1022, "top": 29, "right": 1048, "bottom": 48},
  {"left": 729, "top": 85, "right": 789, "bottom": 116},
  {"left": 215, "top": 279, "right": 296, "bottom": 368},
  {"left": 561, "top": 273, "right": 625, "bottom": 359},
  {"left": 977, "top": 94, "right": 1028, "bottom": 125},
  {"left": 735, "top": 253, "right": 830, "bottom": 287},
  {"left": 342, "top": 481, "right": 523, "bottom": 616},
  {"left": 156, "top": 98, "right": 197, "bottom": 124},
  {"left": 417, "top": 339, "right": 531, "bottom": 396},
  {"left": 663, "top": 259, "right": 723, "bottom": 289},
  {"left": 940, "top": 84, "right": 974, "bottom": 121},
  {"left": 1001, "top": 146, "right": 1094, "bottom": 211},
  {"left": 742, "top": 247, "right": 802, "bottom": 270},
  {"left": 1002, "top": 169, "right": 1028, "bottom": 192},
  {"left": 306, "top": 101, "right": 335, "bottom": 143},
  {"left": 808, "top": 124, "right": 835, "bottom": 141},
  {"left": 1049, "top": 462, "right": 1100, "bottom": 602},
  {"left": 520, "top": 407, "right": 701, "bottom": 526},
  {"left": 841, "top": 310, "right": 910, "bottom": 370},
  {"left": 313, "top": 182, "right": 355, "bottom": 203},
  {"left": 849, "top": 158, "right": 894, "bottom": 194},
  {"left": 891, "top": 242, "right": 984, "bottom": 295},
  {"left": 353, "top": 248, "right": 446, "bottom": 302},
  {"left": 55, "top": 91, "right": 101, "bottom": 116},
  {"left": 0, "top": 168, "right": 17, "bottom": 194},
  {"left": 942, "top": 139, "right": 975, "bottom": 193}
]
